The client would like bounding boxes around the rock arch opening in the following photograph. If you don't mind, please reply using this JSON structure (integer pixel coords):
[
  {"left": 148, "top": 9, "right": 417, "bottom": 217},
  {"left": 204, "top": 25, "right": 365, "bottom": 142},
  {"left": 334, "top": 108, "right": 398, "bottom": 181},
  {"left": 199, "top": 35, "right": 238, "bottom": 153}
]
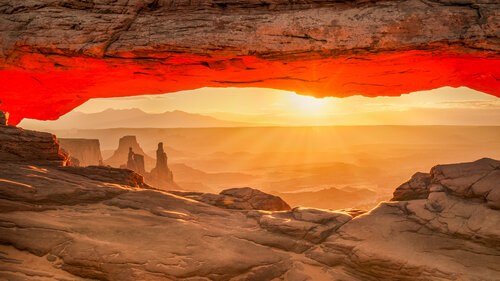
[
  {"left": 16, "top": 85, "right": 500, "bottom": 210},
  {"left": 1, "top": 1, "right": 500, "bottom": 124}
]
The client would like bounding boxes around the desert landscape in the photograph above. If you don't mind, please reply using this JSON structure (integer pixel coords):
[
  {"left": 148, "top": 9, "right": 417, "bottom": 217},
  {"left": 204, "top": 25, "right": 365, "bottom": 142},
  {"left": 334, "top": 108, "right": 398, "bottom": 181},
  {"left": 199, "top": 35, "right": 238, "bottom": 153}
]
[
  {"left": 1, "top": 0, "right": 500, "bottom": 280},
  {"left": 30, "top": 123, "right": 499, "bottom": 211},
  {"left": 1, "top": 111, "right": 500, "bottom": 280}
]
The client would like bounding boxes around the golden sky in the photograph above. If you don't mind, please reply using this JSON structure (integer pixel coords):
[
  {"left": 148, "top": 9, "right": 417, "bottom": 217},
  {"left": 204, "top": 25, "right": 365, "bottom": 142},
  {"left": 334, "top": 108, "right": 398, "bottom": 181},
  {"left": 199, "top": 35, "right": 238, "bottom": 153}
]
[{"left": 69, "top": 86, "right": 500, "bottom": 126}]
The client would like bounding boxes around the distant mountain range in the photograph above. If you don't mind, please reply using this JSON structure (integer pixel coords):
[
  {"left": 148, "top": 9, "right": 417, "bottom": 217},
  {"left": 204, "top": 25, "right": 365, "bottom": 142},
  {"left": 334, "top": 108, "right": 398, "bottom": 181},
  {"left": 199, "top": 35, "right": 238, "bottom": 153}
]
[{"left": 20, "top": 108, "right": 261, "bottom": 130}]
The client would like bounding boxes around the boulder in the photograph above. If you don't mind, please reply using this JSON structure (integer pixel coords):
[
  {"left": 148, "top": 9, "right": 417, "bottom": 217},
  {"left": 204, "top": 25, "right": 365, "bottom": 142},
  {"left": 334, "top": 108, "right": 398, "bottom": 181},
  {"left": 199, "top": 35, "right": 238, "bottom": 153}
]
[
  {"left": 392, "top": 158, "right": 500, "bottom": 209},
  {"left": 174, "top": 187, "right": 292, "bottom": 211},
  {"left": 392, "top": 172, "right": 432, "bottom": 201},
  {"left": 219, "top": 187, "right": 292, "bottom": 211}
]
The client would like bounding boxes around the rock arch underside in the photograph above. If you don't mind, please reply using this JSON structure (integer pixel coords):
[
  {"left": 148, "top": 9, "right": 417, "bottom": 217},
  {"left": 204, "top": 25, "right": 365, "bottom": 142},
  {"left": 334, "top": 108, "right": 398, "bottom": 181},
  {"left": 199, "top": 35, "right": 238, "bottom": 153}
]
[{"left": 0, "top": 0, "right": 499, "bottom": 124}]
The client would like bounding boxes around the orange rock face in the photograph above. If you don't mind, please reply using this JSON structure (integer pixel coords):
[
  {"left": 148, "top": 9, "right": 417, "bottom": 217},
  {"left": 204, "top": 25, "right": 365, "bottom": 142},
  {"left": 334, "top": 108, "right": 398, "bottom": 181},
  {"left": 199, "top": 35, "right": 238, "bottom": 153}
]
[
  {"left": 0, "top": 0, "right": 499, "bottom": 124},
  {"left": 0, "top": 121, "right": 69, "bottom": 166}
]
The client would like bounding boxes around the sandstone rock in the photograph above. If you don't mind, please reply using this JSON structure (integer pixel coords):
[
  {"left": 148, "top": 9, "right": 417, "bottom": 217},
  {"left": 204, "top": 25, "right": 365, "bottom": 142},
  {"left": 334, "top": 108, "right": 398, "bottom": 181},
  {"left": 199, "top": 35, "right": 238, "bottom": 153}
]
[
  {"left": 0, "top": 124, "right": 69, "bottom": 166},
  {"left": 64, "top": 152, "right": 81, "bottom": 167},
  {"left": 147, "top": 142, "right": 175, "bottom": 189},
  {"left": 392, "top": 172, "right": 432, "bottom": 201},
  {"left": 171, "top": 187, "right": 291, "bottom": 212},
  {"left": 392, "top": 158, "right": 500, "bottom": 209},
  {"left": 252, "top": 207, "right": 352, "bottom": 245},
  {"left": 0, "top": 1, "right": 499, "bottom": 124},
  {"left": 291, "top": 207, "right": 352, "bottom": 225},
  {"left": 59, "top": 138, "right": 104, "bottom": 166},
  {"left": 334, "top": 208, "right": 367, "bottom": 218},
  {"left": 0, "top": 245, "right": 91, "bottom": 281},
  {"left": 0, "top": 163, "right": 128, "bottom": 207},
  {"left": 105, "top": 136, "right": 155, "bottom": 170},
  {"left": 0, "top": 162, "right": 306, "bottom": 280},
  {"left": 307, "top": 190, "right": 500, "bottom": 280},
  {"left": 126, "top": 147, "right": 146, "bottom": 175},
  {"left": 0, "top": 130, "right": 499, "bottom": 281},
  {"left": 219, "top": 187, "right": 291, "bottom": 211},
  {"left": 61, "top": 165, "right": 152, "bottom": 190},
  {"left": 1, "top": 0, "right": 498, "bottom": 59},
  {"left": 0, "top": 111, "right": 8, "bottom": 126}
]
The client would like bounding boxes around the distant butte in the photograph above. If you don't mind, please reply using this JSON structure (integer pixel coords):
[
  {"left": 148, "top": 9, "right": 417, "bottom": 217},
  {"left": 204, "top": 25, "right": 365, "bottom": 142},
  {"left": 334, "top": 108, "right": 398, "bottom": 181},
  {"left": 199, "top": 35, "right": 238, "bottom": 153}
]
[
  {"left": 59, "top": 138, "right": 104, "bottom": 167},
  {"left": 0, "top": 0, "right": 499, "bottom": 124}
]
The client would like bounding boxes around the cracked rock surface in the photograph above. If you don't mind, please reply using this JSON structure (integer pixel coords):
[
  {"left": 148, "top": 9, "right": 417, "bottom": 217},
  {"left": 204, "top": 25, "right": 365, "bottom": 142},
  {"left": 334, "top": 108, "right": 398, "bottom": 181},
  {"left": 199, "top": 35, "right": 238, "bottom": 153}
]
[
  {"left": 0, "top": 127, "right": 499, "bottom": 280},
  {"left": 1, "top": 0, "right": 499, "bottom": 58},
  {"left": 392, "top": 157, "right": 500, "bottom": 209},
  {"left": 0, "top": 162, "right": 345, "bottom": 280},
  {"left": 1, "top": 159, "right": 499, "bottom": 279}
]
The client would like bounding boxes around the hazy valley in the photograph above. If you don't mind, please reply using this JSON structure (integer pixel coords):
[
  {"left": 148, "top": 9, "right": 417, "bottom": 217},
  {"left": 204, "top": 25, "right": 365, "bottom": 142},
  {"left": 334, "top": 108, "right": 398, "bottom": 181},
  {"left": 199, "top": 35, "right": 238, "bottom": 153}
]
[{"left": 42, "top": 124, "right": 500, "bottom": 211}]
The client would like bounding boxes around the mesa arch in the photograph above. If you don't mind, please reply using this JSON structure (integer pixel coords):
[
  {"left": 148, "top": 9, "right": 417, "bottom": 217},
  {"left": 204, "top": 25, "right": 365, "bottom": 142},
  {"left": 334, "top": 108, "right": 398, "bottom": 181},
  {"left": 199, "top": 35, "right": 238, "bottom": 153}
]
[{"left": 0, "top": 0, "right": 499, "bottom": 125}]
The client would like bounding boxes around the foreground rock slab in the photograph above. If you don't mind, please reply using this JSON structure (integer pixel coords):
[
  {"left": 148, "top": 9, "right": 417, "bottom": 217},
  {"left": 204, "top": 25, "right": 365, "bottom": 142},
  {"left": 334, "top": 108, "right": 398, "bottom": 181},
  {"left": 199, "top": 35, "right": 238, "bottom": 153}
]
[
  {"left": 0, "top": 162, "right": 341, "bottom": 280},
  {"left": 0, "top": 155, "right": 499, "bottom": 279}
]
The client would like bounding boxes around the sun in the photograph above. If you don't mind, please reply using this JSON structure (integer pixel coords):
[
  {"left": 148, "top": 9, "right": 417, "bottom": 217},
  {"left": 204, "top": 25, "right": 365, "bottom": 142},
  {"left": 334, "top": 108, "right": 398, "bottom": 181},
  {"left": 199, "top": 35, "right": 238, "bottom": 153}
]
[{"left": 287, "top": 93, "right": 327, "bottom": 115}]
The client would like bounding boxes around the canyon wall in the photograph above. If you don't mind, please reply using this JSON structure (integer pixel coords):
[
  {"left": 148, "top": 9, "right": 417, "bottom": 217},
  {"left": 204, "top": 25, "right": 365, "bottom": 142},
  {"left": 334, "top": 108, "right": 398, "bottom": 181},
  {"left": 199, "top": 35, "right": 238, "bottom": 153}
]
[{"left": 59, "top": 138, "right": 103, "bottom": 167}]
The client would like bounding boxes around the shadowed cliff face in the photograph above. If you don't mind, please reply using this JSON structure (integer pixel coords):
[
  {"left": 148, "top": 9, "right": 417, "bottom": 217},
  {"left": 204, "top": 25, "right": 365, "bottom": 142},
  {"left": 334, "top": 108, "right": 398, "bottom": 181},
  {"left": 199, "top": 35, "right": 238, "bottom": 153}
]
[
  {"left": 0, "top": 117, "right": 69, "bottom": 166},
  {"left": 0, "top": 0, "right": 499, "bottom": 124}
]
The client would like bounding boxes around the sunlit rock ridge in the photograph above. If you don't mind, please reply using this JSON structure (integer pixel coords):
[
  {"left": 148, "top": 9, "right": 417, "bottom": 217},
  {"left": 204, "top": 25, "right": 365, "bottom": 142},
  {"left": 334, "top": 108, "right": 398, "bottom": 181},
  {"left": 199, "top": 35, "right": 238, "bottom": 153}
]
[{"left": 1, "top": 0, "right": 499, "bottom": 124}]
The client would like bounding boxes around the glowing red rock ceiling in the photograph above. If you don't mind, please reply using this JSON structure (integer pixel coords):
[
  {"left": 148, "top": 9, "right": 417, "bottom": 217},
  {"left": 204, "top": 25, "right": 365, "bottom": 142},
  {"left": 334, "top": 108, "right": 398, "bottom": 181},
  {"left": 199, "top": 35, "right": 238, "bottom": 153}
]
[{"left": 0, "top": 0, "right": 499, "bottom": 124}]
